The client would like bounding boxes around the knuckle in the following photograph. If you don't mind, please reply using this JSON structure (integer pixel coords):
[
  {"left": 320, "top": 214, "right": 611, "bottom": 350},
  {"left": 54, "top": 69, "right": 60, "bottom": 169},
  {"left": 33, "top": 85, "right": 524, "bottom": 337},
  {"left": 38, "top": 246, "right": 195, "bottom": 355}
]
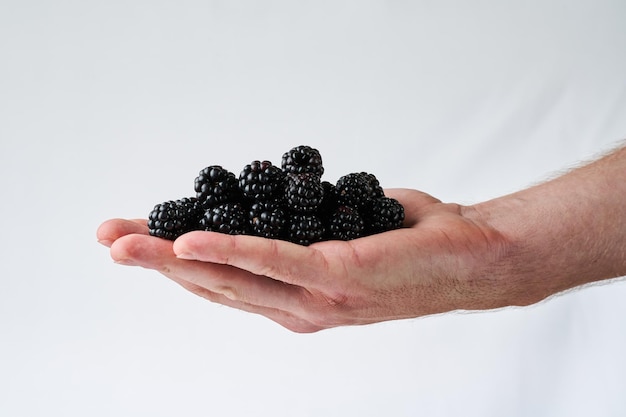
[
  {"left": 215, "top": 285, "right": 239, "bottom": 301},
  {"left": 302, "top": 292, "right": 349, "bottom": 328}
]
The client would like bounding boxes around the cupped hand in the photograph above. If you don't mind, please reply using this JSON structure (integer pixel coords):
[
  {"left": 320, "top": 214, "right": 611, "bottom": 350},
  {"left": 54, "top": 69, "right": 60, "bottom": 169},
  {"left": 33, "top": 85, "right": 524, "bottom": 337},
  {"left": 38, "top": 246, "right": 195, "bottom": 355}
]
[{"left": 97, "top": 189, "right": 510, "bottom": 333}]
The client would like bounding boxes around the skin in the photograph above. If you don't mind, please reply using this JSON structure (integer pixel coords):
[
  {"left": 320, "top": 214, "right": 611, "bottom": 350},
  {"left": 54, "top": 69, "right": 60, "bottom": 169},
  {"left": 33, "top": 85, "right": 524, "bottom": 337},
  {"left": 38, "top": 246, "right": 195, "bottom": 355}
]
[{"left": 97, "top": 144, "right": 626, "bottom": 333}]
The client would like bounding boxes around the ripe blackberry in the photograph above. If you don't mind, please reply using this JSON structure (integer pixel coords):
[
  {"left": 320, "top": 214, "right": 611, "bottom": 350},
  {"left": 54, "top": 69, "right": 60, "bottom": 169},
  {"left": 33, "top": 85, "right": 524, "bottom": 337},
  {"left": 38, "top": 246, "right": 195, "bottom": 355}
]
[
  {"left": 147, "top": 145, "right": 405, "bottom": 244},
  {"left": 287, "top": 213, "right": 325, "bottom": 246},
  {"left": 200, "top": 202, "right": 249, "bottom": 235},
  {"left": 364, "top": 197, "right": 405, "bottom": 234},
  {"left": 285, "top": 173, "right": 324, "bottom": 213},
  {"left": 194, "top": 165, "right": 241, "bottom": 209},
  {"left": 239, "top": 160, "right": 285, "bottom": 202},
  {"left": 361, "top": 172, "right": 385, "bottom": 199},
  {"left": 335, "top": 172, "right": 375, "bottom": 209},
  {"left": 281, "top": 145, "right": 324, "bottom": 176},
  {"left": 148, "top": 197, "right": 203, "bottom": 240},
  {"left": 317, "top": 180, "right": 340, "bottom": 219},
  {"left": 326, "top": 205, "right": 365, "bottom": 241},
  {"left": 248, "top": 201, "right": 287, "bottom": 239}
]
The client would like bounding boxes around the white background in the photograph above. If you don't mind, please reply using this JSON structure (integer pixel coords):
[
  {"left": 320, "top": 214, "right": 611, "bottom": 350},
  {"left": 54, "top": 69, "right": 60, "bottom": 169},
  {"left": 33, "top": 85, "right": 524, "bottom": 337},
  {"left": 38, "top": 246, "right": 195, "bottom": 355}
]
[{"left": 1, "top": 1, "right": 625, "bottom": 416}]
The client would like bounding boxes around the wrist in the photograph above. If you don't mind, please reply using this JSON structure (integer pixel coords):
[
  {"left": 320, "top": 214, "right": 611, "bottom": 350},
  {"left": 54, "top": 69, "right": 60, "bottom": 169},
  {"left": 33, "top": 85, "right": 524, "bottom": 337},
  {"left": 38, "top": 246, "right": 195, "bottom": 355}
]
[
  {"left": 459, "top": 200, "right": 547, "bottom": 308},
  {"left": 462, "top": 146, "right": 626, "bottom": 307}
]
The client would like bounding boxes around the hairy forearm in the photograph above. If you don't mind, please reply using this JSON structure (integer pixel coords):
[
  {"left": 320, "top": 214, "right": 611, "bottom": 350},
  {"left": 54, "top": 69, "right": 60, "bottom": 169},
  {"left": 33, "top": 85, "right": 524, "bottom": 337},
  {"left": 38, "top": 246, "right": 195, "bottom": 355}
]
[{"left": 465, "top": 143, "right": 626, "bottom": 306}]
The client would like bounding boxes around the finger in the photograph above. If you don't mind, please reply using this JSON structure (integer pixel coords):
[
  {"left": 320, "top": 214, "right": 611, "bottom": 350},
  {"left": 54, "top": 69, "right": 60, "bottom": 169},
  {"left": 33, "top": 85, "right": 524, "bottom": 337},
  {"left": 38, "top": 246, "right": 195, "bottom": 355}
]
[
  {"left": 167, "top": 275, "right": 323, "bottom": 333},
  {"left": 109, "top": 233, "right": 323, "bottom": 332},
  {"left": 97, "top": 218, "right": 149, "bottom": 247},
  {"left": 173, "top": 231, "right": 331, "bottom": 288},
  {"left": 110, "top": 233, "right": 314, "bottom": 315}
]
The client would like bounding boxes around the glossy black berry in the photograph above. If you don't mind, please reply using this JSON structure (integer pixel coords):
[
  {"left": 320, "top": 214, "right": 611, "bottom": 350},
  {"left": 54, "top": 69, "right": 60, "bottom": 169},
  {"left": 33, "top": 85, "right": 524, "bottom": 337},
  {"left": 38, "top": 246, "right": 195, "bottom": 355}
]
[
  {"left": 148, "top": 197, "right": 203, "bottom": 240},
  {"left": 318, "top": 180, "right": 340, "bottom": 219},
  {"left": 281, "top": 145, "right": 324, "bottom": 176},
  {"left": 239, "top": 160, "right": 285, "bottom": 202},
  {"left": 286, "top": 213, "right": 325, "bottom": 246},
  {"left": 248, "top": 201, "right": 287, "bottom": 239},
  {"left": 361, "top": 172, "right": 385, "bottom": 199},
  {"left": 285, "top": 173, "right": 324, "bottom": 213},
  {"left": 364, "top": 197, "right": 405, "bottom": 234},
  {"left": 200, "top": 202, "right": 249, "bottom": 235},
  {"left": 335, "top": 172, "right": 375, "bottom": 209},
  {"left": 326, "top": 205, "right": 365, "bottom": 241},
  {"left": 194, "top": 165, "right": 241, "bottom": 209}
]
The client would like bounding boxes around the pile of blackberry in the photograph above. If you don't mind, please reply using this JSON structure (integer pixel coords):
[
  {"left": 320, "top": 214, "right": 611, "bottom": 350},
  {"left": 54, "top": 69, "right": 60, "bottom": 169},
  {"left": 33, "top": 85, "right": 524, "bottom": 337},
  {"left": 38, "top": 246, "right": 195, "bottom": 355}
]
[{"left": 147, "top": 145, "right": 405, "bottom": 246}]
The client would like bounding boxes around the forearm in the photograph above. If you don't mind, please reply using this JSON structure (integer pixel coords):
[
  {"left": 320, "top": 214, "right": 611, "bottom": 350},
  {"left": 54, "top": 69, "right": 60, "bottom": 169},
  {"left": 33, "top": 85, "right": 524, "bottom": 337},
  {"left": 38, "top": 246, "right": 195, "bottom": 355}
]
[{"left": 465, "top": 143, "right": 626, "bottom": 306}]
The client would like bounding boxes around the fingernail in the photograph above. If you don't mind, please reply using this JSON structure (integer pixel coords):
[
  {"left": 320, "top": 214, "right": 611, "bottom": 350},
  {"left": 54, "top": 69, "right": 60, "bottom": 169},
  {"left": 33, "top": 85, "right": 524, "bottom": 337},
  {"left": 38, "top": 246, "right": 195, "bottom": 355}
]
[
  {"left": 114, "top": 258, "right": 137, "bottom": 266},
  {"left": 98, "top": 239, "right": 113, "bottom": 247},
  {"left": 176, "top": 252, "right": 195, "bottom": 260}
]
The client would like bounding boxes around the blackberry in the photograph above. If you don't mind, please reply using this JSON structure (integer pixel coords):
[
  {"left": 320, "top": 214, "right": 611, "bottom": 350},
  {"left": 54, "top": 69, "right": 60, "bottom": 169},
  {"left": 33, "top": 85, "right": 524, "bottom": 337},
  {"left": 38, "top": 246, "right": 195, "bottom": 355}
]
[
  {"left": 239, "top": 160, "right": 285, "bottom": 202},
  {"left": 335, "top": 172, "right": 375, "bottom": 209},
  {"left": 281, "top": 145, "right": 324, "bottom": 176},
  {"left": 361, "top": 172, "right": 385, "bottom": 199},
  {"left": 364, "top": 197, "right": 405, "bottom": 234},
  {"left": 326, "top": 205, "right": 365, "bottom": 241},
  {"left": 285, "top": 173, "right": 324, "bottom": 213},
  {"left": 200, "top": 202, "right": 249, "bottom": 235},
  {"left": 287, "top": 213, "right": 325, "bottom": 246},
  {"left": 317, "top": 180, "right": 340, "bottom": 219},
  {"left": 147, "top": 145, "right": 405, "bottom": 244},
  {"left": 248, "top": 201, "right": 287, "bottom": 239},
  {"left": 194, "top": 165, "right": 241, "bottom": 209},
  {"left": 148, "top": 197, "right": 203, "bottom": 240}
]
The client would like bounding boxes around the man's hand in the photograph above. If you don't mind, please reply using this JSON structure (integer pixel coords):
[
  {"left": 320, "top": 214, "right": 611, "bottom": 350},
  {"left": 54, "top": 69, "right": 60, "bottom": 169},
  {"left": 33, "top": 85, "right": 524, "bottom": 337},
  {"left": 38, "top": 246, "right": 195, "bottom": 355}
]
[{"left": 97, "top": 189, "right": 512, "bottom": 333}]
